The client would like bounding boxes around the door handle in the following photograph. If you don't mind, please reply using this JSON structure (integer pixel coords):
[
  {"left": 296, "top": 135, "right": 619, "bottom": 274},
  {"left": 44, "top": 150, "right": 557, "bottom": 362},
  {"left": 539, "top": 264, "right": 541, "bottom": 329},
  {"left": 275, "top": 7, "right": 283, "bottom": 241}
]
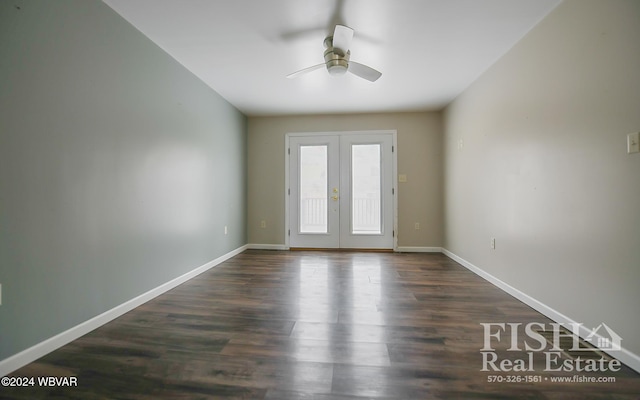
[{"left": 331, "top": 195, "right": 339, "bottom": 201}]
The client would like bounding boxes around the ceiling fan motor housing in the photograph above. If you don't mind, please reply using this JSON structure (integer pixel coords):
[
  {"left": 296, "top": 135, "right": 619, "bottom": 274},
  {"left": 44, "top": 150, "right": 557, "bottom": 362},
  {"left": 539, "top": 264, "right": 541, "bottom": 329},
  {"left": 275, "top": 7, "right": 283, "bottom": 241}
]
[{"left": 323, "top": 36, "right": 349, "bottom": 75}]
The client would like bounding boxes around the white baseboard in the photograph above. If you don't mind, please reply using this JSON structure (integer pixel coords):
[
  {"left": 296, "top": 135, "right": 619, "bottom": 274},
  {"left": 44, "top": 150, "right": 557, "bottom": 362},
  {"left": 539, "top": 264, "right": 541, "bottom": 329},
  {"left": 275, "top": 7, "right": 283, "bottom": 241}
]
[
  {"left": 246, "top": 243, "right": 288, "bottom": 250},
  {"left": 0, "top": 244, "right": 249, "bottom": 377},
  {"left": 396, "top": 246, "right": 443, "bottom": 253},
  {"left": 441, "top": 248, "right": 640, "bottom": 374},
  {"left": 249, "top": 245, "right": 444, "bottom": 252}
]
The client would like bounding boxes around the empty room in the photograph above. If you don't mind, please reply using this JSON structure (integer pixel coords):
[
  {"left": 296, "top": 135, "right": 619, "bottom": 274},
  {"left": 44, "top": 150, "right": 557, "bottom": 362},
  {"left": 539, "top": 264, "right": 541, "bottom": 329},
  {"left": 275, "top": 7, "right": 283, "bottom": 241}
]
[{"left": 1, "top": 0, "right": 639, "bottom": 398}]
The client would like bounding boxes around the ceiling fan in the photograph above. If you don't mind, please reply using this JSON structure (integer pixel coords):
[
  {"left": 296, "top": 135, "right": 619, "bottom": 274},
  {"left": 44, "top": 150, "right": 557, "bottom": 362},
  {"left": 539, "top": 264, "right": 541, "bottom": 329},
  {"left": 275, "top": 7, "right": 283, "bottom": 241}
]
[{"left": 286, "top": 25, "right": 382, "bottom": 82}]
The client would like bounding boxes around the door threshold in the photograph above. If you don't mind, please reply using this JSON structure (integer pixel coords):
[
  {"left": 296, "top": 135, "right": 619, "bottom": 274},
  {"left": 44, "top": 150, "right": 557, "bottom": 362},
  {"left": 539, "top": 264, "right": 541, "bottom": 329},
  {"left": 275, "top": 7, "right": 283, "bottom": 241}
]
[{"left": 289, "top": 247, "right": 393, "bottom": 253}]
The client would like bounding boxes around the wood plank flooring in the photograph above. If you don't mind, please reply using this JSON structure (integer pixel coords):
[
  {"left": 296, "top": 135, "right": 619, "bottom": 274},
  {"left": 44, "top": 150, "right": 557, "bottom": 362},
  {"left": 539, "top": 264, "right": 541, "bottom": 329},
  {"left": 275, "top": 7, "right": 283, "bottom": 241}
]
[{"left": 2, "top": 250, "right": 639, "bottom": 399}]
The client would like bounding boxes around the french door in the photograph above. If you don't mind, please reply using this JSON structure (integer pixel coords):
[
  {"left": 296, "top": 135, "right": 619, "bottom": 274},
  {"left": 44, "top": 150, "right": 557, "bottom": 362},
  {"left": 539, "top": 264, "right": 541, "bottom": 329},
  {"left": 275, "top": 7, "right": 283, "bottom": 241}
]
[{"left": 288, "top": 132, "right": 395, "bottom": 249}]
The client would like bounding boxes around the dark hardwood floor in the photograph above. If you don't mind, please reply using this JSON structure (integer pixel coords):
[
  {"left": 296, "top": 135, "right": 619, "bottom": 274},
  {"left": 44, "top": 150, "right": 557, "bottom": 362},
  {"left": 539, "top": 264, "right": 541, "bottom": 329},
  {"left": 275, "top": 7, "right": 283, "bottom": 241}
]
[{"left": 2, "top": 250, "right": 639, "bottom": 399}]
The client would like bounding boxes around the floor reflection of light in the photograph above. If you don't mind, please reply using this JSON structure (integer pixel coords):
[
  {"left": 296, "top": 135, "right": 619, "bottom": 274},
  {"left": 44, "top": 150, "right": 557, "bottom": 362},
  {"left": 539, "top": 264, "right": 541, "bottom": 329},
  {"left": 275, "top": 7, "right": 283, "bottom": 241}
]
[
  {"left": 290, "top": 253, "right": 390, "bottom": 394},
  {"left": 298, "top": 255, "right": 330, "bottom": 323},
  {"left": 350, "top": 254, "right": 384, "bottom": 327},
  {"left": 291, "top": 255, "right": 332, "bottom": 368},
  {"left": 341, "top": 254, "right": 390, "bottom": 397}
]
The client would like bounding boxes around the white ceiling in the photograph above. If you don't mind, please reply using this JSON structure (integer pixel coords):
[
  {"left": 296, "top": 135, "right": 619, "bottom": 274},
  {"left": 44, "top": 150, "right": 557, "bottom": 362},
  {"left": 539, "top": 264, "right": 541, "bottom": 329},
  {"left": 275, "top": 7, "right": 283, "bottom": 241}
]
[{"left": 103, "top": 0, "right": 560, "bottom": 116}]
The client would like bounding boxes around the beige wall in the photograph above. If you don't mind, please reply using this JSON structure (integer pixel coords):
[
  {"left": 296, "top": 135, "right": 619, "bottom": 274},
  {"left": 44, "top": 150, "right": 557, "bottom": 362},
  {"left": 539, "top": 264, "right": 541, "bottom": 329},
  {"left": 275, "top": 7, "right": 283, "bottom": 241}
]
[
  {"left": 247, "top": 112, "right": 443, "bottom": 248},
  {"left": 444, "top": 0, "right": 640, "bottom": 356}
]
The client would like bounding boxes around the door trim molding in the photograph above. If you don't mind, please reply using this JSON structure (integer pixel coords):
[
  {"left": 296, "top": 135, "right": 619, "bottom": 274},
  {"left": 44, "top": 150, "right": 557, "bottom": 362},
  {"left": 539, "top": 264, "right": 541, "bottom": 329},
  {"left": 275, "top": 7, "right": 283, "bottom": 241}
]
[{"left": 285, "top": 130, "right": 398, "bottom": 251}]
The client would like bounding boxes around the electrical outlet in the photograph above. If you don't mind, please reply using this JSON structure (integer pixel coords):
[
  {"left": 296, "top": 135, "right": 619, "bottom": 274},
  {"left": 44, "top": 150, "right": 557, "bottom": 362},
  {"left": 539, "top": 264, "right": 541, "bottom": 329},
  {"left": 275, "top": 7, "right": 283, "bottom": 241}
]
[
  {"left": 628, "top": 132, "right": 639, "bottom": 154},
  {"left": 491, "top": 238, "right": 496, "bottom": 249},
  {"left": 414, "top": 222, "right": 420, "bottom": 230},
  {"left": 224, "top": 226, "right": 228, "bottom": 235},
  {"left": 261, "top": 220, "right": 266, "bottom": 228}
]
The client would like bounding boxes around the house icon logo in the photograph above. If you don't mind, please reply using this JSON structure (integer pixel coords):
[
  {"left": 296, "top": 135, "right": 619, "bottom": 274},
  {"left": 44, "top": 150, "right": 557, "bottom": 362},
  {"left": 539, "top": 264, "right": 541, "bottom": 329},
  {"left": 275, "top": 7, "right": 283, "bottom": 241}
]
[{"left": 584, "top": 323, "right": 622, "bottom": 351}]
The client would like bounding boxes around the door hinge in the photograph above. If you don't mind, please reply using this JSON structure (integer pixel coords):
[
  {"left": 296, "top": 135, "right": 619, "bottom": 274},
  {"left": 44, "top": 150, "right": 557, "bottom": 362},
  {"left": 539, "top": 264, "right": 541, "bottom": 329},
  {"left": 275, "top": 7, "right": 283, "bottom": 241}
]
[
  {"left": 392, "top": 145, "right": 394, "bottom": 152},
  {"left": 288, "top": 148, "right": 290, "bottom": 155},
  {"left": 288, "top": 229, "right": 290, "bottom": 236},
  {"left": 392, "top": 188, "right": 395, "bottom": 195},
  {"left": 288, "top": 188, "right": 290, "bottom": 195},
  {"left": 393, "top": 230, "right": 395, "bottom": 237}
]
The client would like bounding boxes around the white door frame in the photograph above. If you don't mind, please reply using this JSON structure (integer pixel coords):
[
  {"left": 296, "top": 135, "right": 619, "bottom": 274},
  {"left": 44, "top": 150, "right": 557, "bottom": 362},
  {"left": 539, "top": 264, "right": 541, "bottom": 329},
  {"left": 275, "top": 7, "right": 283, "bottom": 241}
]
[{"left": 285, "top": 130, "right": 398, "bottom": 250}]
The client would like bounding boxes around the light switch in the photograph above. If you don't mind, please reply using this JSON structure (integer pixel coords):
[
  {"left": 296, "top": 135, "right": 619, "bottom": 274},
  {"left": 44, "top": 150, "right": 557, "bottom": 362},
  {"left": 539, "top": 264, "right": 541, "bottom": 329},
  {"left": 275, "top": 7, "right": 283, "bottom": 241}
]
[
  {"left": 398, "top": 174, "right": 407, "bottom": 183},
  {"left": 628, "top": 132, "right": 639, "bottom": 154}
]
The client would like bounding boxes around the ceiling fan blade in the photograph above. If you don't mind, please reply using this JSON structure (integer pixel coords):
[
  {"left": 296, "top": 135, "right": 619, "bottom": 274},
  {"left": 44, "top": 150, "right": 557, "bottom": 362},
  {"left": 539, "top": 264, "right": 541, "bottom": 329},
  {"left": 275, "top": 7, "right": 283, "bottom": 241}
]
[
  {"left": 348, "top": 61, "right": 382, "bottom": 82},
  {"left": 332, "top": 24, "right": 354, "bottom": 55},
  {"left": 286, "top": 63, "right": 325, "bottom": 79}
]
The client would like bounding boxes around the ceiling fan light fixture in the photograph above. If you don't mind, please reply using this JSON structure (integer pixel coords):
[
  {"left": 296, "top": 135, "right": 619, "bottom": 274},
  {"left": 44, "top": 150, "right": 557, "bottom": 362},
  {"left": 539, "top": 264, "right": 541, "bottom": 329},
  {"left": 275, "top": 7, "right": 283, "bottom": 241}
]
[
  {"left": 326, "top": 60, "right": 349, "bottom": 75},
  {"left": 327, "top": 64, "right": 348, "bottom": 75},
  {"left": 324, "top": 46, "right": 350, "bottom": 76}
]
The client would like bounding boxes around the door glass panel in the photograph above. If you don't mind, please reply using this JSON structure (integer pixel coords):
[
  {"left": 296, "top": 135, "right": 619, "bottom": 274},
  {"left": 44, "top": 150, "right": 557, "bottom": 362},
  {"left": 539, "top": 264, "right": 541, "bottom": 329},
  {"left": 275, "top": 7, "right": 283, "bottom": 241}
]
[
  {"left": 299, "top": 145, "right": 328, "bottom": 233},
  {"left": 351, "top": 144, "right": 381, "bottom": 234}
]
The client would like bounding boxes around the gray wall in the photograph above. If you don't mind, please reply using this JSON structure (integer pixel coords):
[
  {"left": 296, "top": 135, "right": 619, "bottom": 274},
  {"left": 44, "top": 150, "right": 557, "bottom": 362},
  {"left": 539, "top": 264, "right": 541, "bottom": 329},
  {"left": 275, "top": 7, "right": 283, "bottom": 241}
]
[
  {"left": 247, "top": 112, "right": 443, "bottom": 248},
  {"left": 0, "top": 0, "right": 247, "bottom": 360},
  {"left": 444, "top": 0, "right": 640, "bottom": 355}
]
